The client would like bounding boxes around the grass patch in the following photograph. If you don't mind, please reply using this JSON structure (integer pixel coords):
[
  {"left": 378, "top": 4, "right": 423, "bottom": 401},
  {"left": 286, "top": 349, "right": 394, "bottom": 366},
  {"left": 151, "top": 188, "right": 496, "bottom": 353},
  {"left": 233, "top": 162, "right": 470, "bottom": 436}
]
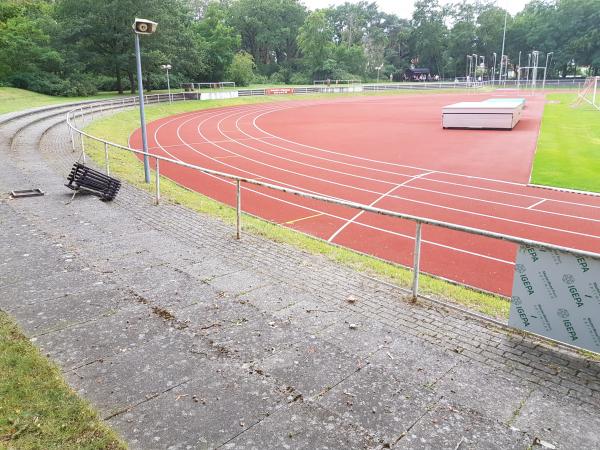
[
  {"left": 530, "top": 93, "right": 600, "bottom": 193},
  {"left": 0, "top": 87, "right": 188, "bottom": 115},
  {"left": 0, "top": 311, "right": 125, "bottom": 449},
  {"left": 83, "top": 91, "right": 509, "bottom": 320}
]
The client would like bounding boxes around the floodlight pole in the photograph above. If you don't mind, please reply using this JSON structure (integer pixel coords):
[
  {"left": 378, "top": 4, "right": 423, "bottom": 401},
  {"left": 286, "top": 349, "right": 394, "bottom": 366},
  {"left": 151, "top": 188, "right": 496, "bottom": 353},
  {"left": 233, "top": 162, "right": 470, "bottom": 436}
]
[
  {"left": 466, "top": 55, "right": 470, "bottom": 79},
  {"left": 134, "top": 33, "right": 151, "bottom": 184},
  {"left": 517, "top": 51, "right": 522, "bottom": 88},
  {"left": 493, "top": 53, "right": 497, "bottom": 84}
]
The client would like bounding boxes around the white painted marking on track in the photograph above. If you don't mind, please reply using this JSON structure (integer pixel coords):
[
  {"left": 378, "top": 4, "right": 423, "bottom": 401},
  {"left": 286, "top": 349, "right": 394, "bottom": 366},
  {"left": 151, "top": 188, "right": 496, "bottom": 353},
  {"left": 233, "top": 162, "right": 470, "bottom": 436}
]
[
  {"left": 327, "top": 171, "right": 435, "bottom": 243},
  {"left": 528, "top": 199, "right": 547, "bottom": 209}
]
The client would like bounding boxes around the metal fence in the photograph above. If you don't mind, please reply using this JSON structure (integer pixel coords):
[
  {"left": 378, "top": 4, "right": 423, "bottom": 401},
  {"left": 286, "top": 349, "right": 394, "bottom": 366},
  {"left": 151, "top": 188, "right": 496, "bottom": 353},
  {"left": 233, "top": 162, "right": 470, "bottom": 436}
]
[{"left": 65, "top": 88, "right": 599, "bottom": 304}]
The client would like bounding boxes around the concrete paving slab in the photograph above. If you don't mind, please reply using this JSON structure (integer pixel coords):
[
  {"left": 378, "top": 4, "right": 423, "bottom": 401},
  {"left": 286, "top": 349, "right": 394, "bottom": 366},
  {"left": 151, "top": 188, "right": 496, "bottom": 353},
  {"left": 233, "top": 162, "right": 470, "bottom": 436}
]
[
  {"left": 0, "top": 267, "right": 115, "bottom": 309},
  {"left": 257, "top": 338, "right": 364, "bottom": 400},
  {"left": 396, "top": 400, "right": 531, "bottom": 449},
  {"left": 195, "top": 311, "right": 307, "bottom": 363},
  {"left": 67, "top": 330, "right": 211, "bottom": 415},
  {"left": 436, "top": 359, "right": 533, "bottom": 424},
  {"left": 107, "top": 363, "right": 284, "bottom": 450},
  {"left": 514, "top": 390, "right": 600, "bottom": 449},
  {"left": 318, "top": 363, "right": 441, "bottom": 444},
  {"left": 8, "top": 287, "right": 129, "bottom": 336},
  {"left": 33, "top": 302, "right": 170, "bottom": 370},
  {"left": 222, "top": 402, "right": 377, "bottom": 450}
]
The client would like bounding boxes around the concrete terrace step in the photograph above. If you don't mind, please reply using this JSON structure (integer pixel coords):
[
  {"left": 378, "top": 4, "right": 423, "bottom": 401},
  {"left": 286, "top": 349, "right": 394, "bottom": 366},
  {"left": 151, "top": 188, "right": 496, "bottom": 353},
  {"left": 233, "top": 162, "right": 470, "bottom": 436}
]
[{"left": 0, "top": 104, "right": 598, "bottom": 449}]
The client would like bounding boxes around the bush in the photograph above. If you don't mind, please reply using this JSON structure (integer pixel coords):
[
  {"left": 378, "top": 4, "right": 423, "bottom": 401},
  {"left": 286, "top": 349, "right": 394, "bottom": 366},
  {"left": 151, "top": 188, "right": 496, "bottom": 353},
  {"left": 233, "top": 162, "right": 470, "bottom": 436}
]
[
  {"left": 226, "top": 51, "right": 255, "bottom": 87},
  {"left": 252, "top": 73, "right": 269, "bottom": 85},
  {"left": 8, "top": 71, "right": 98, "bottom": 97},
  {"left": 289, "top": 72, "right": 309, "bottom": 85}
]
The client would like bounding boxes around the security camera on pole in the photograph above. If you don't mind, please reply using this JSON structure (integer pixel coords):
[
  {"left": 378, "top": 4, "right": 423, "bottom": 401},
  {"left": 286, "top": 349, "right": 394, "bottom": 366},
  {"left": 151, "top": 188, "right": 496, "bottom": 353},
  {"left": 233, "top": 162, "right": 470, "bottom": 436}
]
[{"left": 132, "top": 18, "right": 158, "bottom": 184}]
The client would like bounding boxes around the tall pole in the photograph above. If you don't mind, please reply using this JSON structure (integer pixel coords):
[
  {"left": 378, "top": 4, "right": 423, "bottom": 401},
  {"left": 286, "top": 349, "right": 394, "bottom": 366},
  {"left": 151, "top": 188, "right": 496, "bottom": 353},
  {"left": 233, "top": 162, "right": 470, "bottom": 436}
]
[
  {"left": 135, "top": 33, "right": 151, "bottom": 183},
  {"left": 517, "top": 51, "right": 522, "bottom": 88},
  {"left": 466, "top": 55, "right": 469, "bottom": 79},
  {"left": 543, "top": 52, "right": 553, "bottom": 89},
  {"left": 500, "top": 10, "right": 508, "bottom": 83},
  {"left": 493, "top": 53, "right": 497, "bottom": 84}
]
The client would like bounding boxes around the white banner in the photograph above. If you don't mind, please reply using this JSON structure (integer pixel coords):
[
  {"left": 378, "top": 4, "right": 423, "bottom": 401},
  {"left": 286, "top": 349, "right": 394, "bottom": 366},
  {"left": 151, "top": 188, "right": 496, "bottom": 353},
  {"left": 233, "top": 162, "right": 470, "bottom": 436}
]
[{"left": 509, "top": 245, "right": 600, "bottom": 353}]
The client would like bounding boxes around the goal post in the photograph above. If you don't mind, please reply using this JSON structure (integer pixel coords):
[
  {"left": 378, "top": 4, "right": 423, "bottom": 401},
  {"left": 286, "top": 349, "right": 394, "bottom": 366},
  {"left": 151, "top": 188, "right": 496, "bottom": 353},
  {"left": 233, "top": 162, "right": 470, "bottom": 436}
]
[{"left": 573, "top": 76, "right": 599, "bottom": 110}]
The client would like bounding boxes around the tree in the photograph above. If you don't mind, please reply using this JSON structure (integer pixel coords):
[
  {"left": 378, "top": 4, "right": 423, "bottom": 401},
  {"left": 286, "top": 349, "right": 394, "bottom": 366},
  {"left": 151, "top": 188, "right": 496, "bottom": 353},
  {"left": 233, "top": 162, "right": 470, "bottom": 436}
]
[
  {"left": 409, "top": 0, "right": 448, "bottom": 76},
  {"left": 229, "top": 0, "right": 306, "bottom": 73},
  {"left": 226, "top": 50, "right": 255, "bottom": 86},
  {"left": 297, "top": 10, "right": 334, "bottom": 79},
  {"left": 193, "top": 2, "right": 240, "bottom": 81},
  {"left": 55, "top": 0, "right": 203, "bottom": 94}
]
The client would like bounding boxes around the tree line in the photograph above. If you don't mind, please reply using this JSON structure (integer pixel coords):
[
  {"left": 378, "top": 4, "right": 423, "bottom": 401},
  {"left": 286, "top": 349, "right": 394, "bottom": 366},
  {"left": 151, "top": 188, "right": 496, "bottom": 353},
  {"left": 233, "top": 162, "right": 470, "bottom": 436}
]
[{"left": 0, "top": 0, "right": 598, "bottom": 96}]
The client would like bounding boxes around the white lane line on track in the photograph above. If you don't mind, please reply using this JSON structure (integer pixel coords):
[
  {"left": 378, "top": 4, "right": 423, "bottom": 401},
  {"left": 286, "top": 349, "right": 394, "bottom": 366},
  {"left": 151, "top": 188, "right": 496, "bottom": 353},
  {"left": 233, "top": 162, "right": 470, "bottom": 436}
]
[
  {"left": 149, "top": 107, "right": 514, "bottom": 265},
  {"left": 248, "top": 104, "right": 600, "bottom": 211},
  {"left": 170, "top": 105, "right": 600, "bottom": 242},
  {"left": 528, "top": 199, "right": 547, "bottom": 209},
  {"left": 327, "top": 171, "right": 435, "bottom": 243}
]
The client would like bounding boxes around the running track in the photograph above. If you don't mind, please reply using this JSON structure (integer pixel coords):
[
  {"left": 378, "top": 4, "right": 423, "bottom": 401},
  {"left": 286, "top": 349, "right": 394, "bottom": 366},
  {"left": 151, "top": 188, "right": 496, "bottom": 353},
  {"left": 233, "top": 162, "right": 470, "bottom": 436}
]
[{"left": 130, "top": 92, "right": 600, "bottom": 296}]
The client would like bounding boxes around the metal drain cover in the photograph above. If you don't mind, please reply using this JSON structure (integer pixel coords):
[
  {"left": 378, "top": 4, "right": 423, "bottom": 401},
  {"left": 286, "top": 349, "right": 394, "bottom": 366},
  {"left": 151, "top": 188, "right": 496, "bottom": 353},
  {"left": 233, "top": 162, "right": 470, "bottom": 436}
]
[{"left": 10, "top": 189, "right": 45, "bottom": 198}]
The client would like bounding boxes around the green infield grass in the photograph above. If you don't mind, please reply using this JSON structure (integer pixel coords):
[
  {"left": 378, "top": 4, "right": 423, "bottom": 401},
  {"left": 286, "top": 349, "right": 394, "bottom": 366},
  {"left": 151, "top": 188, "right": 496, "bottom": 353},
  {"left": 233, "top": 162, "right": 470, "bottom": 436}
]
[{"left": 530, "top": 93, "right": 600, "bottom": 193}]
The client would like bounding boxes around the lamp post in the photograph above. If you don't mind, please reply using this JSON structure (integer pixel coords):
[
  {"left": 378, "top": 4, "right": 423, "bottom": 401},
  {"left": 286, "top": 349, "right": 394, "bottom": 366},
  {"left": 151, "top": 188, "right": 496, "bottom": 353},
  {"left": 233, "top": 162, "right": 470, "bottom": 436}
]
[
  {"left": 467, "top": 54, "right": 472, "bottom": 81},
  {"left": 493, "top": 52, "right": 497, "bottom": 84},
  {"left": 161, "top": 64, "right": 172, "bottom": 103},
  {"left": 132, "top": 18, "right": 158, "bottom": 184},
  {"left": 376, "top": 63, "right": 384, "bottom": 83}
]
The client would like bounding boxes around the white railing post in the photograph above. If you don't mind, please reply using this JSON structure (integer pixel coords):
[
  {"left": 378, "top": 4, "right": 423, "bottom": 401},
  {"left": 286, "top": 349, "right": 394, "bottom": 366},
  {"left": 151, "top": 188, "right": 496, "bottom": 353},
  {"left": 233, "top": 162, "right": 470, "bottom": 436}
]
[
  {"left": 236, "top": 180, "right": 241, "bottom": 239},
  {"left": 70, "top": 126, "right": 75, "bottom": 152},
  {"left": 80, "top": 134, "right": 86, "bottom": 164},
  {"left": 104, "top": 142, "right": 110, "bottom": 175},
  {"left": 155, "top": 158, "right": 161, "bottom": 205},
  {"left": 412, "top": 222, "right": 422, "bottom": 300}
]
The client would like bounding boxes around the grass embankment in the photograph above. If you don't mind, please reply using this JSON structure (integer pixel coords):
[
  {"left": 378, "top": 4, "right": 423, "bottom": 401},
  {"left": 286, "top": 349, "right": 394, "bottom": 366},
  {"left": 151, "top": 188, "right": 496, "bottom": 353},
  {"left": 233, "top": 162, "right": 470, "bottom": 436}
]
[
  {"left": 83, "top": 91, "right": 509, "bottom": 319},
  {"left": 530, "top": 93, "right": 600, "bottom": 193},
  {"left": 0, "top": 311, "right": 125, "bottom": 449},
  {"left": 0, "top": 87, "right": 190, "bottom": 115}
]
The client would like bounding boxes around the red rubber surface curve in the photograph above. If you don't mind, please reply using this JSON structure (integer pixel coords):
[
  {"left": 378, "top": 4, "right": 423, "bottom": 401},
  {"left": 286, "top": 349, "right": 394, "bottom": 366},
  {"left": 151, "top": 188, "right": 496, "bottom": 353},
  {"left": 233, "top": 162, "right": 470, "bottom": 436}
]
[{"left": 130, "top": 92, "right": 600, "bottom": 295}]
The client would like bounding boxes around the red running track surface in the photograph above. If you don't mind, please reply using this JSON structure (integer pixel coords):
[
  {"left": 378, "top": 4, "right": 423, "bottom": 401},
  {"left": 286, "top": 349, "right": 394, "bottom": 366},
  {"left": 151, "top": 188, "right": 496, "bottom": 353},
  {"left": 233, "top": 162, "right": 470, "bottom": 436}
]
[{"left": 130, "top": 92, "right": 600, "bottom": 295}]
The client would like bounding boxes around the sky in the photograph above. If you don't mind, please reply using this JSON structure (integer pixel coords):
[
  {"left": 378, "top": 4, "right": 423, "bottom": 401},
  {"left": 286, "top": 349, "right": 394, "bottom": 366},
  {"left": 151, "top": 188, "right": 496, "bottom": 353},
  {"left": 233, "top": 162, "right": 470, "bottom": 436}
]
[{"left": 301, "top": 0, "right": 529, "bottom": 18}]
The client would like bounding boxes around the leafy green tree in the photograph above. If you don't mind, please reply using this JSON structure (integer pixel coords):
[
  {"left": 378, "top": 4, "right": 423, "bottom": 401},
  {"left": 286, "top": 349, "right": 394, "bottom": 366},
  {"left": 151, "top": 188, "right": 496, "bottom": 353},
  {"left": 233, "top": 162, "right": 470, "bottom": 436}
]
[
  {"left": 226, "top": 50, "right": 255, "bottom": 85},
  {"left": 409, "top": 0, "right": 448, "bottom": 76},
  {"left": 297, "top": 10, "right": 334, "bottom": 79},
  {"left": 55, "top": 0, "right": 203, "bottom": 94},
  {"left": 193, "top": 2, "right": 240, "bottom": 81},
  {"left": 229, "top": 0, "right": 306, "bottom": 73}
]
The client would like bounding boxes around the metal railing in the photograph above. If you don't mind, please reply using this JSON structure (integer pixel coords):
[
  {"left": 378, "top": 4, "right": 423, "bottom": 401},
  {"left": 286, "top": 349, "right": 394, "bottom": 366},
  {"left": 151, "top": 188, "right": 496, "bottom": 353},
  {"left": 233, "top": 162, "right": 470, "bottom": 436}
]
[{"left": 65, "top": 89, "right": 600, "bottom": 302}]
